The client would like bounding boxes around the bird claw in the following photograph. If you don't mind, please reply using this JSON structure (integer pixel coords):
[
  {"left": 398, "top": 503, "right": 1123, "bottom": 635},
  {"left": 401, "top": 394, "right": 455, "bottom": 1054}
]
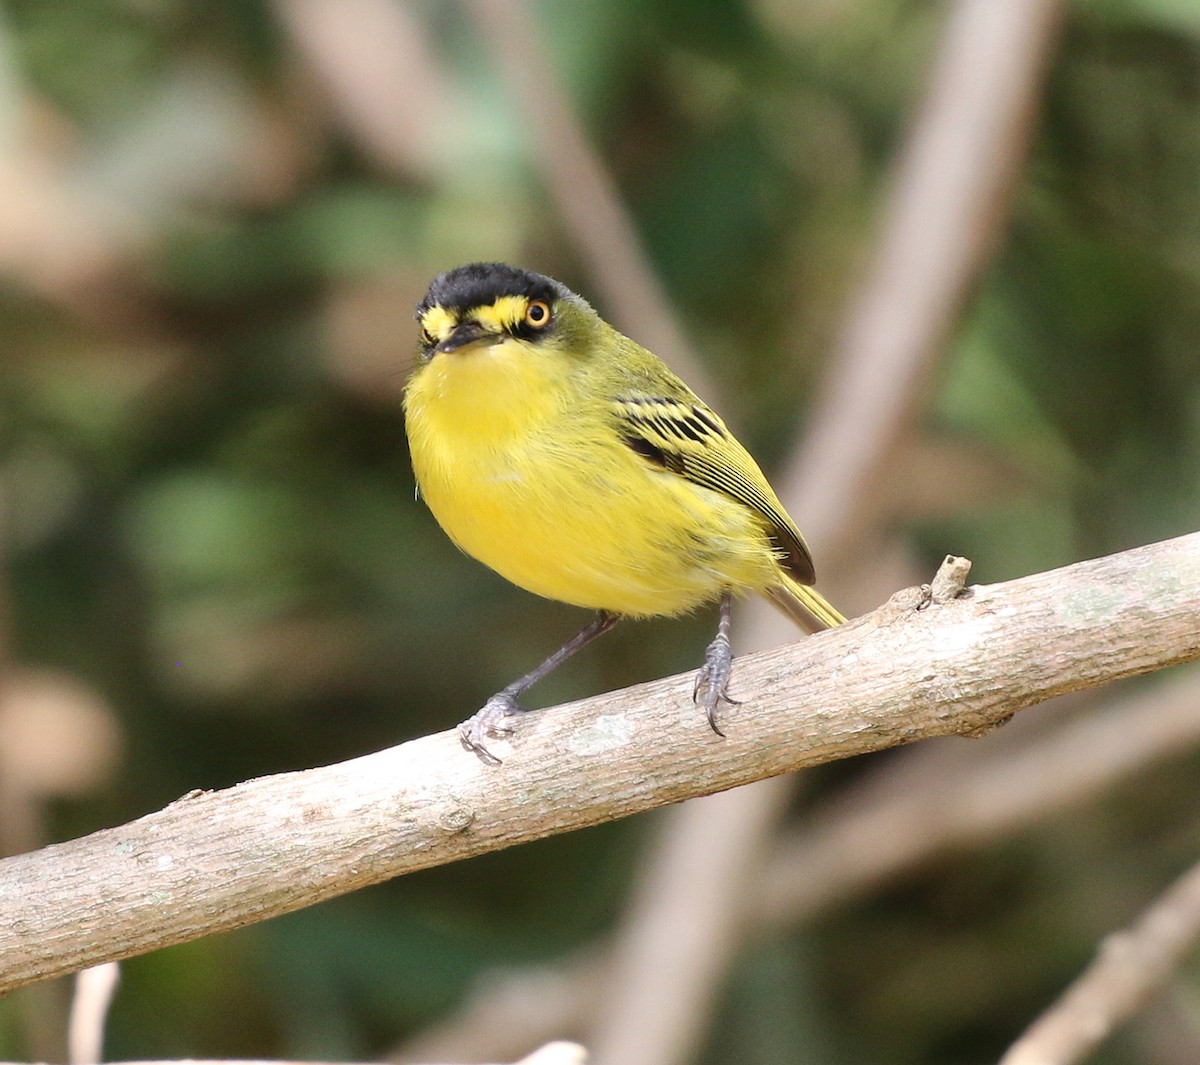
[
  {"left": 693, "top": 633, "right": 740, "bottom": 737},
  {"left": 458, "top": 693, "right": 525, "bottom": 765}
]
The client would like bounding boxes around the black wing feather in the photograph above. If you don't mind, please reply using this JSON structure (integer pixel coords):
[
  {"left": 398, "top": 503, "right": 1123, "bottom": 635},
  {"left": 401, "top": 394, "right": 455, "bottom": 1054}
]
[{"left": 614, "top": 395, "right": 816, "bottom": 585}]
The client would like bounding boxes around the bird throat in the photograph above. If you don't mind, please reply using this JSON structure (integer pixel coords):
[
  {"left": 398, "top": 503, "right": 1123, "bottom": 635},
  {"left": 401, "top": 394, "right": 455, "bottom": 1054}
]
[{"left": 418, "top": 337, "right": 567, "bottom": 446}]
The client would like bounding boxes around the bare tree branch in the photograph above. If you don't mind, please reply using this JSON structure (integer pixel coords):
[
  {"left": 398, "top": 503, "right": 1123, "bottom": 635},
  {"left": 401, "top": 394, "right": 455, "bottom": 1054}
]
[
  {"left": 2, "top": 534, "right": 1199, "bottom": 995},
  {"left": 758, "top": 667, "right": 1200, "bottom": 924},
  {"left": 67, "top": 962, "right": 120, "bottom": 1065},
  {"left": 998, "top": 854, "right": 1200, "bottom": 1065},
  {"left": 442, "top": 682, "right": 1174, "bottom": 1059},
  {"left": 396, "top": 670, "right": 1200, "bottom": 1064}
]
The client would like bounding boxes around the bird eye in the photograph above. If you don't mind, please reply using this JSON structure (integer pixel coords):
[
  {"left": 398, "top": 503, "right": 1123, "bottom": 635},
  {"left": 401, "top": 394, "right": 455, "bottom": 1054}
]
[{"left": 525, "top": 300, "right": 551, "bottom": 328}]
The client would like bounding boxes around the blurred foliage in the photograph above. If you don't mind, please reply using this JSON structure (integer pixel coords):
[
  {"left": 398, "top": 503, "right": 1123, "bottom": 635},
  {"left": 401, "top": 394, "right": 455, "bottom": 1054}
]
[{"left": 1, "top": 1, "right": 1200, "bottom": 1064}]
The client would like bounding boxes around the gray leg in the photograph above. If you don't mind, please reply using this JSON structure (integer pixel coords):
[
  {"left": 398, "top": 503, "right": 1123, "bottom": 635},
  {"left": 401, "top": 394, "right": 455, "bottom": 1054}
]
[
  {"left": 693, "top": 591, "right": 739, "bottom": 736},
  {"left": 459, "top": 611, "right": 620, "bottom": 763}
]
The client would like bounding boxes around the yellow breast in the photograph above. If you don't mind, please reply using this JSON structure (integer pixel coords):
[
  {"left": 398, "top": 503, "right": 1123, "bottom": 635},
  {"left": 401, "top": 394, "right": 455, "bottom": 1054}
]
[{"left": 403, "top": 339, "right": 780, "bottom": 617}]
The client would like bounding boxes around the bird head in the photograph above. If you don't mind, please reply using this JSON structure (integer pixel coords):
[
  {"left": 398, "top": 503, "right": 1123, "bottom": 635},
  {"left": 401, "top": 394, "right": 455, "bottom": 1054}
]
[{"left": 414, "top": 262, "right": 597, "bottom": 360}]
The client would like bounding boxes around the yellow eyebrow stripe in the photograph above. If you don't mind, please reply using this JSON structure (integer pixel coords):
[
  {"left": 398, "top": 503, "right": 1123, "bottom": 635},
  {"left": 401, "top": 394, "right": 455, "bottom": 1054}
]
[
  {"left": 419, "top": 305, "right": 458, "bottom": 343},
  {"left": 471, "top": 295, "right": 527, "bottom": 333}
]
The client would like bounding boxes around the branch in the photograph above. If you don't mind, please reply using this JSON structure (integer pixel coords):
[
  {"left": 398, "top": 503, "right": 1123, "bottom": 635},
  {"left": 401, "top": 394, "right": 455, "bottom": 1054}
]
[
  {"left": 68, "top": 962, "right": 120, "bottom": 1065},
  {"left": 398, "top": 670, "right": 1200, "bottom": 1063},
  {"left": 759, "top": 667, "right": 1200, "bottom": 926},
  {"left": 998, "top": 854, "right": 1200, "bottom": 1065},
  {"left": 2, "top": 534, "right": 1199, "bottom": 994}
]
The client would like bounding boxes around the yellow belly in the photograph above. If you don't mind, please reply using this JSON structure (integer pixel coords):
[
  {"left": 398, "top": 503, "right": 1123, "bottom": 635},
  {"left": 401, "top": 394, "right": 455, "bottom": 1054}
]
[{"left": 404, "top": 343, "right": 780, "bottom": 617}]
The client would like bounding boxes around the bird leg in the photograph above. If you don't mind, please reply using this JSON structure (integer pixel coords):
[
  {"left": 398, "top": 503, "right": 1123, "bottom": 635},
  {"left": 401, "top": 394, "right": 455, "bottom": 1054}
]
[
  {"left": 458, "top": 611, "right": 620, "bottom": 764},
  {"left": 693, "top": 590, "right": 740, "bottom": 736}
]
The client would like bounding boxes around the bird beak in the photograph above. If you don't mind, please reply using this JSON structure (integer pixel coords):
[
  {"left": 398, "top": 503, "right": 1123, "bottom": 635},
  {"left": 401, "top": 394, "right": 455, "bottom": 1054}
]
[{"left": 436, "top": 319, "right": 495, "bottom": 354}]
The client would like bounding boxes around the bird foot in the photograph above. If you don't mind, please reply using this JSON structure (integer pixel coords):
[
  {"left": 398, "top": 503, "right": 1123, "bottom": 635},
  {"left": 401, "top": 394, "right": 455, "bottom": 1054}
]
[
  {"left": 458, "top": 692, "right": 526, "bottom": 765},
  {"left": 693, "top": 633, "right": 740, "bottom": 737}
]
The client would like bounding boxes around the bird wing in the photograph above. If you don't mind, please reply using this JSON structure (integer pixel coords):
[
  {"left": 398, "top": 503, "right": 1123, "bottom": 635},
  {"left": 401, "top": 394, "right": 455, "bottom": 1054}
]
[{"left": 613, "top": 394, "right": 816, "bottom": 586}]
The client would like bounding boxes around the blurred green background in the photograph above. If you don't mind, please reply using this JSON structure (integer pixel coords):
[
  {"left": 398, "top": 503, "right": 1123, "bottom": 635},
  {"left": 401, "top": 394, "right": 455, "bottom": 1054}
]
[{"left": 2, "top": 1, "right": 1200, "bottom": 1064}]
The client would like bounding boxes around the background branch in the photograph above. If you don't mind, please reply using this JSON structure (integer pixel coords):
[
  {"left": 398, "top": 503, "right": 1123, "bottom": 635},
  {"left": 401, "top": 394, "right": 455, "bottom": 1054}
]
[
  {"left": 2, "top": 533, "right": 1199, "bottom": 996},
  {"left": 999, "top": 853, "right": 1200, "bottom": 1065}
]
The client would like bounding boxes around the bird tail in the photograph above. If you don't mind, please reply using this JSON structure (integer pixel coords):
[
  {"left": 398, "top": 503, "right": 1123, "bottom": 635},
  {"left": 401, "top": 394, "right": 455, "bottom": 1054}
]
[{"left": 765, "top": 576, "right": 846, "bottom": 634}]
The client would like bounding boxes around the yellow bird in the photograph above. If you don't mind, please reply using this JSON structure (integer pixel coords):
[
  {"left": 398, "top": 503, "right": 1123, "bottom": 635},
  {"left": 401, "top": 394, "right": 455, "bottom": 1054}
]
[{"left": 404, "top": 263, "right": 844, "bottom": 761}]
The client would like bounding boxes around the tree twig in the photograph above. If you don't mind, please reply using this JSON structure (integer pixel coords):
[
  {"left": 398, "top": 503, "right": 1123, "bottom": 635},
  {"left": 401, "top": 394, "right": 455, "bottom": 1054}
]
[
  {"left": 67, "top": 962, "right": 120, "bottom": 1065},
  {"left": 998, "top": 854, "right": 1200, "bottom": 1065},
  {"left": 2, "top": 534, "right": 1199, "bottom": 995}
]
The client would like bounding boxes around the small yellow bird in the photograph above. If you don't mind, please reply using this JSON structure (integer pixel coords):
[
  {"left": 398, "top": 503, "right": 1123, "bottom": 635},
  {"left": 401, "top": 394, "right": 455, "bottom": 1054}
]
[{"left": 405, "top": 263, "right": 844, "bottom": 761}]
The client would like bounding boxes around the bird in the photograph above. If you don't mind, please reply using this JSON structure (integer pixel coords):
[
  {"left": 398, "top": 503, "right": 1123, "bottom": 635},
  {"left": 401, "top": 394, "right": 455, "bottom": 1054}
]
[{"left": 404, "top": 262, "right": 844, "bottom": 762}]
